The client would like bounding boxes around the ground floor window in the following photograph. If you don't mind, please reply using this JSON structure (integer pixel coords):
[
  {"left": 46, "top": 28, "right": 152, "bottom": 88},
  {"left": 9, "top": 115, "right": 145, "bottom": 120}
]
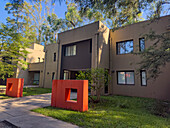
[
  {"left": 52, "top": 72, "right": 55, "bottom": 80},
  {"left": 33, "top": 72, "right": 40, "bottom": 85},
  {"left": 117, "top": 71, "right": 135, "bottom": 85},
  {"left": 141, "top": 70, "right": 147, "bottom": 86},
  {"left": 64, "top": 70, "right": 70, "bottom": 80}
]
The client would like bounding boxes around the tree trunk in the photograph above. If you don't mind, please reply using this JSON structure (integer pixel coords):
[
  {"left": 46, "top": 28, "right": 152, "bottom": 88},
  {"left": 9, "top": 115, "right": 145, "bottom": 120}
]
[{"left": 96, "top": 88, "right": 101, "bottom": 102}]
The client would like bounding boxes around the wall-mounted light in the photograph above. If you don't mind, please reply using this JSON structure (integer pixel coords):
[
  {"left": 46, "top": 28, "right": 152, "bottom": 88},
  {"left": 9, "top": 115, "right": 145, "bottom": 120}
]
[{"left": 111, "top": 70, "right": 115, "bottom": 73}]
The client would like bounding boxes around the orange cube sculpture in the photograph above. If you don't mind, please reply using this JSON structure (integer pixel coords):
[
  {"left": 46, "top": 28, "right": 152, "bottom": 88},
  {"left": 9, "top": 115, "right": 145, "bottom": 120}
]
[
  {"left": 51, "top": 80, "right": 88, "bottom": 112},
  {"left": 6, "top": 78, "right": 24, "bottom": 97}
]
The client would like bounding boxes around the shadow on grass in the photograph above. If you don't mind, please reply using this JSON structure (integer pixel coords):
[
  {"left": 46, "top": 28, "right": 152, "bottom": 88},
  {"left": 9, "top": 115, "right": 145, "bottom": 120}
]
[{"left": 32, "top": 96, "right": 170, "bottom": 128}]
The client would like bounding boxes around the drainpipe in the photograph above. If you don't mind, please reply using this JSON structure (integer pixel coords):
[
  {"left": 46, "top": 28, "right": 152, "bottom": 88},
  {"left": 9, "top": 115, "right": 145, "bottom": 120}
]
[
  {"left": 95, "top": 32, "right": 99, "bottom": 68},
  {"left": 42, "top": 48, "right": 47, "bottom": 88}
]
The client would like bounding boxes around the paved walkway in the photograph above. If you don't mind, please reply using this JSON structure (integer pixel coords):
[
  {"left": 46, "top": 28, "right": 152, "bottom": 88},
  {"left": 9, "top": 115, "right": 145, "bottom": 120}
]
[{"left": 0, "top": 93, "right": 79, "bottom": 128}]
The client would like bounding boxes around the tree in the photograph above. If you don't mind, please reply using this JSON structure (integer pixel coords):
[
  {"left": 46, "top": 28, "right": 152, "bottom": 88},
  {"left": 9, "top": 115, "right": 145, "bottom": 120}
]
[
  {"left": 0, "top": 2, "right": 34, "bottom": 80},
  {"left": 65, "top": 2, "right": 83, "bottom": 28},
  {"left": 76, "top": 68, "right": 110, "bottom": 102},
  {"left": 73, "top": 0, "right": 170, "bottom": 79},
  {"left": 42, "top": 13, "right": 66, "bottom": 45}
]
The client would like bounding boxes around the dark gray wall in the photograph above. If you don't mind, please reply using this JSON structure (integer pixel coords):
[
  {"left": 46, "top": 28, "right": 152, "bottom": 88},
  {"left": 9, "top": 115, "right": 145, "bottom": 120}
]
[{"left": 60, "top": 39, "right": 92, "bottom": 79}]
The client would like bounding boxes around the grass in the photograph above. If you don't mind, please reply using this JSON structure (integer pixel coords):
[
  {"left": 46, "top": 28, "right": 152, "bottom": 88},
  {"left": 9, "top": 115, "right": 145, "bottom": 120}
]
[
  {"left": 0, "top": 87, "right": 52, "bottom": 100},
  {"left": 22, "top": 87, "right": 51, "bottom": 96},
  {"left": 32, "top": 96, "right": 170, "bottom": 128}
]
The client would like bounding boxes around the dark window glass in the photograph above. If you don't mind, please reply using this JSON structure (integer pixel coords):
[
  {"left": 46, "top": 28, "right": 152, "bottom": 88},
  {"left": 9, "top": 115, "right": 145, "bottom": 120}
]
[
  {"left": 139, "top": 38, "right": 145, "bottom": 51},
  {"left": 117, "top": 40, "right": 133, "bottom": 54},
  {"left": 52, "top": 72, "right": 55, "bottom": 80},
  {"left": 24, "top": 58, "right": 26, "bottom": 62},
  {"left": 141, "top": 70, "right": 147, "bottom": 86},
  {"left": 65, "top": 45, "right": 76, "bottom": 56},
  {"left": 54, "top": 53, "right": 56, "bottom": 62},
  {"left": 117, "top": 71, "right": 135, "bottom": 85}
]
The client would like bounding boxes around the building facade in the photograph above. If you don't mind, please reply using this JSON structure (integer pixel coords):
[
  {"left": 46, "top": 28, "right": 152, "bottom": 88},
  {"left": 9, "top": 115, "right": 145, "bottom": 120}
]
[
  {"left": 2, "top": 16, "right": 169, "bottom": 101},
  {"left": 40, "top": 15, "right": 170, "bottom": 101},
  {"left": 15, "top": 43, "right": 45, "bottom": 86}
]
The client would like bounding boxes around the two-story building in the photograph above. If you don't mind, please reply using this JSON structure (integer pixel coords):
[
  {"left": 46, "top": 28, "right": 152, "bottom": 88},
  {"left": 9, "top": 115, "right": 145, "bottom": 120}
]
[
  {"left": 41, "top": 15, "right": 170, "bottom": 101},
  {"left": 2, "top": 15, "right": 169, "bottom": 101}
]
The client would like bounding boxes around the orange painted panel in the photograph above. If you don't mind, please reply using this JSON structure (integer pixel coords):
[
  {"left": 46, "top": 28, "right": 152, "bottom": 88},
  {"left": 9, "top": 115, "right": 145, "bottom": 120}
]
[
  {"left": 51, "top": 80, "right": 88, "bottom": 112},
  {"left": 6, "top": 78, "right": 24, "bottom": 98}
]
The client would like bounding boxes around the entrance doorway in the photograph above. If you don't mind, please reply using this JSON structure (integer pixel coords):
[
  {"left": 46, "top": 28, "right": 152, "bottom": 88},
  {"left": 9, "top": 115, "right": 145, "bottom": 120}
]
[
  {"left": 63, "top": 70, "right": 79, "bottom": 80},
  {"left": 33, "top": 72, "right": 40, "bottom": 85}
]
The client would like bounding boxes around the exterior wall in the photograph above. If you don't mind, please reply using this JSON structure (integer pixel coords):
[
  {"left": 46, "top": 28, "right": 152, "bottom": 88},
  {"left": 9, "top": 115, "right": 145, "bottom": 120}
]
[
  {"left": 41, "top": 16, "right": 170, "bottom": 101},
  {"left": 60, "top": 39, "right": 92, "bottom": 79},
  {"left": 43, "top": 21, "right": 110, "bottom": 89},
  {"left": 43, "top": 43, "right": 59, "bottom": 88},
  {"left": 16, "top": 43, "right": 45, "bottom": 85},
  {"left": 110, "top": 16, "right": 170, "bottom": 100}
]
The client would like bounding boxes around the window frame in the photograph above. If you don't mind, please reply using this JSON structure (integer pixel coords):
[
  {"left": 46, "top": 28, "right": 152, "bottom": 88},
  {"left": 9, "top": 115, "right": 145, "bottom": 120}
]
[
  {"left": 140, "top": 70, "right": 147, "bottom": 86},
  {"left": 117, "top": 70, "right": 135, "bottom": 85},
  {"left": 139, "top": 38, "right": 145, "bottom": 52},
  {"left": 116, "top": 39, "right": 134, "bottom": 55}
]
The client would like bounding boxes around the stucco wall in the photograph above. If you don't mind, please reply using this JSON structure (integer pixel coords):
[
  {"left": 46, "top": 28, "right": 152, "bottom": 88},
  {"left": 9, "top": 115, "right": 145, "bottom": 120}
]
[
  {"left": 60, "top": 39, "right": 92, "bottom": 79},
  {"left": 43, "top": 21, "right": 110, "bottom": 88},
  {"left": 16, "top": 43, "right": 45, "bottom": 85},
  {"left": 43, "top": 43, "right": 58, "bottom": 88},
  {"left": 110, "top": 16, "right": 170, "bottom": 100}
]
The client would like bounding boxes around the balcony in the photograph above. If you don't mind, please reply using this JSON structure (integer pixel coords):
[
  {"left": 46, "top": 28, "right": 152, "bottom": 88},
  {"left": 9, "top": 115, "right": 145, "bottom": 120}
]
[{"left": 28, "top": 62, "right": 44, "bottom": 71}]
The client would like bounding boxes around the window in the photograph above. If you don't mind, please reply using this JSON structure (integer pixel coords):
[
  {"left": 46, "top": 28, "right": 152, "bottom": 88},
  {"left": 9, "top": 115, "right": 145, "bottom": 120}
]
[
  {"left": 65, "top": 45, "right": 76, "bottom": 56},
  {"left": 24, "top": 58, "right": 26, "bottom": 62},
  {"left": 38, "top": 57, "right": 40, "bottom": 62},
  {"left": 54, "top": 53, "right": 56, "bottom": 62},
  {"left": 141, "top": 70, "right": 147, "bottom": 86},
  {"left": 139, "top": 38, "right": 145, "bottom": 51},
  {"left": 116, "top": 40, "right": 133, "bottom": 54},
  {"left": 63, "top": 70, "right": 70, "bottom": 80},
  {"left": 52, "top": 72, "right": 55, "bottom": 80},
  {"left": 117, "top": 71, "right": 135, "bottom": 85}
]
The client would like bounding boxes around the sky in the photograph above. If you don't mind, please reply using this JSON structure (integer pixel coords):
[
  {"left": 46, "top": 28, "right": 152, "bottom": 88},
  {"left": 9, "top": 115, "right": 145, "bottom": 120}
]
[
  {"left": 0, "top": 0, "right": 67, "bottom": 24},
  {"left": 0, "top": 1, "right": 169, "bottom": 26}
]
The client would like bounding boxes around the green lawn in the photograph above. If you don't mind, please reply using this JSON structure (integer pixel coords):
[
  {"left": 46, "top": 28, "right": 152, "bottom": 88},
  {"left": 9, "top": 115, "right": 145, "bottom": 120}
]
[
  {"left": 32, "top": 96, "right": 170, "bottom": 128},
  {"left": 22, "top": 87, "right": 51, "bottom": 96},
  {"left": 0, "top": 87, "right": 52, "bottom": 100}
]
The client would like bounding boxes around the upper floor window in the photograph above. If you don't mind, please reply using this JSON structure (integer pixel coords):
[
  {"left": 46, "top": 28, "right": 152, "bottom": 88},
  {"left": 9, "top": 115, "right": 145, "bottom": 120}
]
[
  {"left": 65, "top": 45, "right": 76, "bottom": 56},
  {"left": 139, "top": 38, "right": 145, "bottom": 51},
  {"left": 54, "top": 53, "right": 56, "bottom": 62},
  {"left": 52, "top": 72, "right": 55, "bottom": 80},
  {"left": 116, "top": 40, "right": 133, "bottom": 54},
  {"left": 140, "top": 70, "right": 147, "bottom": 86},
  {"left": 117, "top": 71, "right": 135, "bottom": 85}
]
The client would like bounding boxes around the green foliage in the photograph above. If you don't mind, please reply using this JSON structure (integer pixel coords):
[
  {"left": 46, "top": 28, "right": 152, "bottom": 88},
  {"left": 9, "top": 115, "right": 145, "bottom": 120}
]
[
  {"left": 42, "top": 13, "right": 67, "bottom": 45},
  {"left": 0, "top": 87, "right": 52, "bottom": 99},
  {"left": 22, "top": 87, "right": 52, "bottom": 96},
  {"left": 33, "top": 96, "right": 170, "bottom": 128},
  {"left": 65, "top": 2, "right": 83, "bottom": 28},
  {"left": 0, "top": 2, "right": 34, "bottom": 80},
  {"left": 76, "top": 68, "right": 110, "bottom": 101},
  {"left": 74, "top": 0, "right": 170, "bottom": 27},
  {"left": 23, "top": 0, "right": 55, "bottom": 44}
]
